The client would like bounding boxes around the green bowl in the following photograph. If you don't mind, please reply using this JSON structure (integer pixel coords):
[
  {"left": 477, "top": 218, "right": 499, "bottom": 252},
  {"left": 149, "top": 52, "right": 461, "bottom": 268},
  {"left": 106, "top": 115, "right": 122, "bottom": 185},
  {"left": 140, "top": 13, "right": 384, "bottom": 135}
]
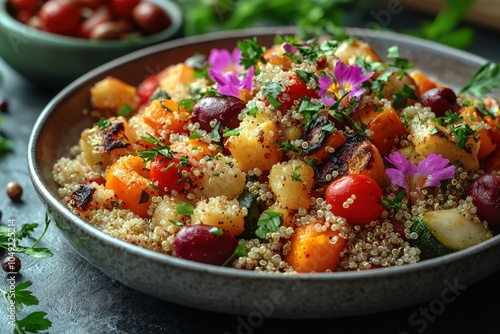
[{"left": 0, "top": 0, "right": 183, "bottom": 91}]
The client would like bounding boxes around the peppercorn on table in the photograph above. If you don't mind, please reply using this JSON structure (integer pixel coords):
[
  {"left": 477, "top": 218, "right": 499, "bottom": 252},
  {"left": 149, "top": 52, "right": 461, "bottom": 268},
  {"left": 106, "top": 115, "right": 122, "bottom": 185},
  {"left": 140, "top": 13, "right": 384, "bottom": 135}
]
[{"left": 1, "top": 17, "right": 500, "bottom": 334}]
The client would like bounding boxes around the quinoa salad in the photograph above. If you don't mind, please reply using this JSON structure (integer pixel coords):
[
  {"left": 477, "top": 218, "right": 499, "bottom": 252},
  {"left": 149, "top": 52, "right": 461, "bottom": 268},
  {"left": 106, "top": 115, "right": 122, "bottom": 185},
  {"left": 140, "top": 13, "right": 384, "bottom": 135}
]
[{"left": 53, "top": 33, "right": 500, "bottom": 273}]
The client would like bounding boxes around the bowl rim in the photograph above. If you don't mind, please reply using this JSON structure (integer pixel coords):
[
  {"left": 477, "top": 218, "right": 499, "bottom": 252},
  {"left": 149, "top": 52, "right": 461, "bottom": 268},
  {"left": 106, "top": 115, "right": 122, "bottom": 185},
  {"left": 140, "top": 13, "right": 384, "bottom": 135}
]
[
  {"left": 28, "top": 26, "right": 499, "bottom": 283},
  {"left": 0, "top": 0, "right": 183, "bottom": 48}
]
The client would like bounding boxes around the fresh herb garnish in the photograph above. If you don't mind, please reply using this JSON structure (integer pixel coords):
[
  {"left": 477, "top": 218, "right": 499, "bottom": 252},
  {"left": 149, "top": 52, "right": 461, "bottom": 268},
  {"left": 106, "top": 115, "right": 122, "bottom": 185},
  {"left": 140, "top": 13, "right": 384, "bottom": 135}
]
[
  {"left": 450, "top": 123, "right": 477, "bottom": 153},
  {"left": 117, "top": 105, "right": 134, "bottom": 117},
  {"left": 391, "top": 85, "right": 418, "bottom": 109},
  {"left": 209, "top": 227, "right": 224, "bottom": 236},
  {"left": 96, "top": 117, "right": 112, "bottom": 130},
  {"left": 0, "top": 117, "right": 11, "bottom": 153},
  {"left": 237, "top": 38, "right": 266, "bottom": 69},
  {"left": 255, "top": 210, "right": 283, "bottom": 239},
  {"left": 387, "top": 46, "right": 414, "bottom": 77},
  {"left": 0, "top": 212, "right": 53, "bottom": 333},
  {"left": 150, "top": 90, "right": 171, "bottom": 101},
  {"left": 291, "top": 165, "right": 304, "bottom": 183},
  {"left": 176, "top": 202, "right": 194, "bottom": 216},
  {"left": 136, "top": 134, "right": 172, "bottom": 161},
  {"left": 381, "top": 192, "right": 405, "bottom": 211},
  {"left": 262, "top": 81, "right": 283, "bottom": 109},
  {"left": 223, "top": 127, "right": 241, "bottom": 137},
  {"left": 0, "top": 281, "right": 52, "bottom": 334},
  {"left": 0, "top": 214, "right": 53, "bottom": 258},
  {"left": 298, "top": 100, "right": 322, "bottom": 120},
  {"left": 222, "top": 242, "right": 248, "bottom": 267},
  {"left": 459, "top": 62, "right": 500, "bottom": 117}
]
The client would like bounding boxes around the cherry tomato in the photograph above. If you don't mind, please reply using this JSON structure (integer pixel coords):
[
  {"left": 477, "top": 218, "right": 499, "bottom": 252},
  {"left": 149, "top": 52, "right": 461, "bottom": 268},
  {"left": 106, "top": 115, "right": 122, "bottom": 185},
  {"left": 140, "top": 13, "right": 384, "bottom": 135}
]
[
  {"left": 325, "top": 174, "right": 384, "bottom": 225},
  {"left": 132, "top": 2, "right": 171, "bottom": 35},
  {"left": 72, "top": 0, "right": 104, "bottom": 10},
  {"left": 270, "top": 73, "right": 317, "bottom": 113},
  {"left": 109, "top": 0, "right": 140, "bottom": 19},
  {"left": 78, "top": 5, "right": 112, "bottom": 39},
  {"left": 38, "top": 0, "right": 82, "bottom": 36},
  {"left": 150, "top": 152, "right": 191, "bottom": 195},
  {"left": 9, "top": 0, "right": 39, "bottom": 12},
  {"left": 136, "top": 74, "right": 159, "bottom": 106},
  {"left": 15, "top": 9, "right": 33, "bottom": 23}
]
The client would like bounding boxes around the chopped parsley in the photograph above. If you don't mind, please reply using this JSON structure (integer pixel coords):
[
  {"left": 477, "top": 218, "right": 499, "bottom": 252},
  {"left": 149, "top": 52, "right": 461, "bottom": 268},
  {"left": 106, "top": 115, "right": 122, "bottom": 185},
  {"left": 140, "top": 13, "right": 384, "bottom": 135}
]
[
  {"left": 291, "top": 165, "right": 304, "bottom": 183},
  {"left": 117, "top": 105, "right": 134, "bottom": 117},
  {"left": 150, "top": 90, "right": 171, "bottom": 101},
  {"left": 381, "top": 192, "right": 405, "bottom": 211},
  {"left": 255, "top": 210, "right": 283, "bottom": 239},
  {"left": 136, "top": 134, "right": 172, "bottom": 161},
  {"left": 459, "top": 62, "right": 500, "bottom": 117},
  {"left": 0, "top": 117, "right": 10, "bottom": 153},
  {"left": 176, "top": 202, "right": 194, "bottom": 216},
  {"left": 237, "top": 38, "right": 266, "bottom": 69},
  {"left": 391, "top": 85, "right": 418, "bottom": 109},
  {"left": 262, "top": 81, "right": 283, "bottom": 109},
  {"left": 96, "top": 117, "right": 112, "bottom": 130}
]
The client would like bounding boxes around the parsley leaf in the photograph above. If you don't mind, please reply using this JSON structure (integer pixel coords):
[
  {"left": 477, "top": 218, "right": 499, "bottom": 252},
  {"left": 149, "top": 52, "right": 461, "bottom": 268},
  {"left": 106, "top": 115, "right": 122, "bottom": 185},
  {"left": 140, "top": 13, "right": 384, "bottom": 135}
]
[
  {"left": 176, "top": 202, "right": 194, "bottom": 216},
  {"left": 386, "top": 46, "right": 414, "bottom": 77},
  {"left": 381, "top": 192, "right": 405, "bottom": 211},
  {"left": 451, "top": 123, "right": 476, "bottom": 153},
  {"left": 459, "top": 62, "right": 500, "bottom": 117},
  {"left": 0, "top": 214, "right": 53, "bottom": 258},
  {"left": 237, "top": 38, "right": 266, "bottom": 69},
  {"left": 255, "top": 210, "right": 283, "bottom": 239},
  {"left": 16, "top": 311, "right": 52, "bottom": 334},
  {"left": 392, "top": 85, "right": 418, "bottom": 109},
  {"left": 0, "top": 117, "right": 11, "bottom": 154},
  {"left": 136, "top": 134, "right": 172, "bottom": 162},
  {"left": 117, "top": 105, "right": 134, "bottom": 117},
  {"left": 96, "top": 117, "right": 111, "bottom": 130},
  {"left": 12, "top": 281, "right": 39, "bottom": 312},
  {"left": 150, "top": 90, "right": 171, "bottom": 101},
  {"left": 0, "top": 280, "right": 52, "bottom": 333}
]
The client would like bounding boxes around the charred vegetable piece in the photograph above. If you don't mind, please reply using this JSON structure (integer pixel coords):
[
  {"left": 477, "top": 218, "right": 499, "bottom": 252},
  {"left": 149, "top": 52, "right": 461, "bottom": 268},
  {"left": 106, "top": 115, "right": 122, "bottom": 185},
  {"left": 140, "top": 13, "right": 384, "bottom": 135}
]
[
  {"left": 71, "top": 184, "right": 96, "bottom": 212},
  {"left": 315, "top": 133, "right": 388, "bottom": 187},
  {"left": 301, "top": 116, "right": 346, "bottom": 163}
]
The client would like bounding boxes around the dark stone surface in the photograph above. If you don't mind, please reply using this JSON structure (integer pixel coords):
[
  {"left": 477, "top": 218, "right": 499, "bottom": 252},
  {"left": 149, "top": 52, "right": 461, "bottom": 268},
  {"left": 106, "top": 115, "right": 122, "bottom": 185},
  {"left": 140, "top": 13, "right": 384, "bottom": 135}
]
[{"left": 0, "top": 16, "right": 499, "bottom": 334}]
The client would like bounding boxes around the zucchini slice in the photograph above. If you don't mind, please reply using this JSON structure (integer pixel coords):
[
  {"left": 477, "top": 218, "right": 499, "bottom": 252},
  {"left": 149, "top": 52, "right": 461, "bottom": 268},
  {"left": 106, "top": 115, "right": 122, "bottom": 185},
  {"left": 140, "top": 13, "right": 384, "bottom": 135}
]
[
  {"left": 238, "top": 187, "right": 265, "bottom": 239},
  {"left": 409, "top": 207, "right": 493, "bottom": 260}
]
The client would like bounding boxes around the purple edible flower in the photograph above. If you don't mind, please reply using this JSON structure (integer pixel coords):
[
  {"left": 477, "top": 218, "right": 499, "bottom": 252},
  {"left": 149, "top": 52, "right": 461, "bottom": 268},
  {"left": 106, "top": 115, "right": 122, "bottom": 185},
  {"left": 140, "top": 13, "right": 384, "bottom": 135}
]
[
  {"left": 385, "top": 151, "right": 456, "bottom": 200},
  {"left": 208, "top": 47, "right": 254, "bottom": 100},
  {"left": 283, "top": 42, "right": 298, "bottom": 54},
  {"left": 318, "top": 60, "right": 374, "bottom": 108}
]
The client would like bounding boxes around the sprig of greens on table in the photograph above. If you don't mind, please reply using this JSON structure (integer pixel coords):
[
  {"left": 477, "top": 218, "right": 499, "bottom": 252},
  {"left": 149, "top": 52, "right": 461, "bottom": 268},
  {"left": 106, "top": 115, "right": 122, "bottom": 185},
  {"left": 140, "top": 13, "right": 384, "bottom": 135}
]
[
  {"left": 0, "top": 117, "right": 10, "bottom": 154},
  {"left": 0, "top": 213, "right": 53, "bottom": 333},
  {"left": 178, "top": 0, "right": 478, "bottom": 49}
]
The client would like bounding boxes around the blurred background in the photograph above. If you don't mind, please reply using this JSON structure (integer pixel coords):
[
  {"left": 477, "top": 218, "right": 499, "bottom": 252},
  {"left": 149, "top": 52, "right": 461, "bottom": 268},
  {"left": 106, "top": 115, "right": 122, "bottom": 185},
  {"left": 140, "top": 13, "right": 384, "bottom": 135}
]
[{"left": 175, "top": 0, "right": 498, "bottom": 52}]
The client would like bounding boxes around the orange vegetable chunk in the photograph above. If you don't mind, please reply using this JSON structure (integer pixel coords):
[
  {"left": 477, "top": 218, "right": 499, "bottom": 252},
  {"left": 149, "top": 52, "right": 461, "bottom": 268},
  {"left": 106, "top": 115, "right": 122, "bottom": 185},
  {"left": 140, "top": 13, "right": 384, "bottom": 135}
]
[
  {"left": 286, "top": 222, "right": 346, "bottom": 273},
  {"left": 353, "top": 104, "right": 408, "bottom": 156},
  {"left": 461, "top": 107, "right": 496, "bottom": 159},
  {"left": 141, "top": 98, "right": 190, "bottom": 138},
  {"left": 409, "top": 70, "right": 437, "bottom": 95},
  {"left": 105, "top": 155, "right": 158, "bottom": 218}
]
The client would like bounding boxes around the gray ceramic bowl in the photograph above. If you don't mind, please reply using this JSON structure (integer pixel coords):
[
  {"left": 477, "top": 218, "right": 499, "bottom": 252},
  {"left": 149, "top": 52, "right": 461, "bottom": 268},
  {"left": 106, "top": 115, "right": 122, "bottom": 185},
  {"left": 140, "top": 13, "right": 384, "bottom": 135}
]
[
  {"left": 0, "top": 0, "right": 183, "bottom": 91},
  {"left": 28, "top": 27, "right": 500, "bottom": 319}
]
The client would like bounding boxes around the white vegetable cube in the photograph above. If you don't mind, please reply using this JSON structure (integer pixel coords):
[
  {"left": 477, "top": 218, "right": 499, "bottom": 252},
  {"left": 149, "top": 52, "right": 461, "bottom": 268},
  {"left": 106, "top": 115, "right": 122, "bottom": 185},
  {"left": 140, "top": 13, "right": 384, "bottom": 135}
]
[{"left": 269, "top": 159, "right": 314, "bottom": 210}]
